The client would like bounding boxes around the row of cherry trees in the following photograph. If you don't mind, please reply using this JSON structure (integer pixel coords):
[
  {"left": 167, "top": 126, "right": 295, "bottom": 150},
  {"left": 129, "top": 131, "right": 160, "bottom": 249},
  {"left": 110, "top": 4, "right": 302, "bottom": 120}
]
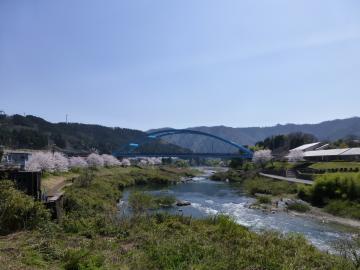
[
  {"left": 26, "top": 149, "right": 302, "bottom": 172},
  {"left": 138, "top": 157, "right": 162, "bottom": 166},
  {"left": 25, "top": 152, "right": 131, "bottom": 172},
  {"left": 252, "top": 149, "right": 304, "bottom": 166}
]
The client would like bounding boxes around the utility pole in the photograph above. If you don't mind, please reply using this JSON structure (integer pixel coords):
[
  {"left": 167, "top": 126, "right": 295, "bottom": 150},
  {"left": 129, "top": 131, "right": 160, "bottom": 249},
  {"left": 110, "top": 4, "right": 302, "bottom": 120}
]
[{"left": 66, "top": 114, "right": 68, "bottom": 124}]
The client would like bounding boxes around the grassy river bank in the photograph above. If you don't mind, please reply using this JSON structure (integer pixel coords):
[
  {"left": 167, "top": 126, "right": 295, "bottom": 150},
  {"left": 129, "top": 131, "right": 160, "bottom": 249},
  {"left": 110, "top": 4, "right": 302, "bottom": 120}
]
[
  {"left": 0, "top": 166, "right": 358, "bottom": 269},
  {"left": 211, "top": 168, "right": 360, "bottom": 228}
]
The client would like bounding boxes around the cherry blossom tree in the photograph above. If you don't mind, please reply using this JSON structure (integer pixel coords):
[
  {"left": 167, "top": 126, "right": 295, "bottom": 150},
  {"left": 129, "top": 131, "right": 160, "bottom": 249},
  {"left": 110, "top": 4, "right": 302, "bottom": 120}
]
[
  {"left": 152, "top": 157, "right": 162, "bottom": 165},
  {"left": 137, "top": 157, "right": 162, "bottom": 166},
  {"left": 287, "top": 150, "right": 304, "bottom": 163},
  {"left": 147, "top": 158, "right": 156, "bottom": 166},
  {"left": 53, "top": 152, "right": 69, "bottom": 172},
  {"left": 121, "top": 159, "right": 131, "bottom": 167},
  {"left": 26, "top": 152, "right": 54, "bottom": 171},
  {"left": 139, "top": 159, "right": 148, "bottom": 166},
  {"left": 69, "top": 156, "right": 88, "bottom": 168},
  {"left": 102, "top": 154, "right": 121, "bottom": 167},
  {"left": 86, "top": 153, "right": 104, "bottom": 167},
  {"left": 252, "top": 150, "right": 272, "bottom": 167}
]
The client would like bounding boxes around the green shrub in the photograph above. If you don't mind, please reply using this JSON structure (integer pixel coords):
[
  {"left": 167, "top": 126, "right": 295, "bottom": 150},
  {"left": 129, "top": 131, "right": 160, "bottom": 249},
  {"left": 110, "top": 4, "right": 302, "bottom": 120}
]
[
  {"left": 229, "top": 158, "right": 243, "bottom": 169},
  {"left": 211, "top": 169, "right": 257, "bottom": 182},
  {"left": 174, "top": 159, "right": 189, "bottom": 168},
  {"left": 297, "top": 174, "right": 360, "bottom": 219},
  {"left": 70, "top": 167, "right": 83, "bottom": 174},
  {"left": 153, "top": 195, "right": 176, "bottom": 207},
  {"left": 324, "top": 200, "right": 360, "bottom": 220},
  {"left": 242, "top": 161, "right": 256, "bottom": 171},
  {"left": 128, "top": 191, "right": 156, "bottom": 213},
  {"left": 75, "top": 169, "right": 95, "bottom": 188},
  {"left": 257, "top": 195, "right": 271, "bottom": 204},
  {"left": 210, "top": 171, "right": 228, "bottom": 181},
  {"left": 63, "top": 248, "right": 104, "bottom": 270},
  {"left": 244, "top": 177, "right": 298, "bottom": 196},
  {"left": 128, "top": 191, "right": 176, "bottom": 213},
  {"left": 0, "top": 180, "right": 50, "bottom": 235},
  {"left": 265, "top": 161, "right": 294, "bottom": 170},
  {"left": 287, "top": 202, "right": 310, "bottom": 212},
  {"left": 297, "top": 184, "right": 313, "bottom": 201},
  {"left": 307, "top": 173, "right": 360, "bottom": 206}
]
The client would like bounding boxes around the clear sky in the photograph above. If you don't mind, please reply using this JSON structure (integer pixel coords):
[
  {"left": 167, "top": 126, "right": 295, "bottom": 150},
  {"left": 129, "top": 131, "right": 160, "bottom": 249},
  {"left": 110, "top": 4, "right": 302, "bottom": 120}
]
[{"left": 1, "top": 1, "right": 360, "bottom": 131}]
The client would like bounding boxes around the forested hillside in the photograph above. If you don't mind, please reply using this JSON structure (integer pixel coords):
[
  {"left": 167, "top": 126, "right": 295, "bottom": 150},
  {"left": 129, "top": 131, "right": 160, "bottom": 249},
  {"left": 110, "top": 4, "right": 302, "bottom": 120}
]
[{"left": 0, "top": 114, "right": 189, "bottom": 154}]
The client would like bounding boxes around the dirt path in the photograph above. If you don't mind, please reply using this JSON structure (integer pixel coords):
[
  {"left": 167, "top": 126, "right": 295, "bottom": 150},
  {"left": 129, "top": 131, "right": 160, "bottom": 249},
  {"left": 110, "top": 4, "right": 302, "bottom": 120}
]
[{"left": 42, "top": 173, "right": 78, "bottom": 196}]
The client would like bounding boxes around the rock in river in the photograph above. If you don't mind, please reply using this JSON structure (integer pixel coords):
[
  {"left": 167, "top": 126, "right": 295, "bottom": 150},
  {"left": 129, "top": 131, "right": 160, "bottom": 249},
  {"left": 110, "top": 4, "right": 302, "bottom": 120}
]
[{"left": 176, "top": 200, "right": 191, "bottom": 206}]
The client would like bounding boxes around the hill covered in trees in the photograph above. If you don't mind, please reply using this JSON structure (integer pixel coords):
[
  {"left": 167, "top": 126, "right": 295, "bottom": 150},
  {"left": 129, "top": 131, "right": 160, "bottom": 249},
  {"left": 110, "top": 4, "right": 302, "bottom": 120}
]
[
  {"left": 152, "top": 117, "right": 360, "bottom": 153},
  {"left": 255, "top": 132, "right": 317, "bottom": 154},
  {"left": 0, "top": 114, "right": 189, "bottom": 154}
]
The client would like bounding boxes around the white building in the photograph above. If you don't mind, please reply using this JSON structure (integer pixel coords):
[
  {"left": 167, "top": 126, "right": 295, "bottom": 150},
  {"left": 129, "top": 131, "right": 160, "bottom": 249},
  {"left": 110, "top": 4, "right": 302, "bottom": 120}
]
[
  {"left": 303, "top": 148, "right": 360, "bottom": 161},
  {"left": 290, "top": 142, "right": 326, "bottom": 152}
]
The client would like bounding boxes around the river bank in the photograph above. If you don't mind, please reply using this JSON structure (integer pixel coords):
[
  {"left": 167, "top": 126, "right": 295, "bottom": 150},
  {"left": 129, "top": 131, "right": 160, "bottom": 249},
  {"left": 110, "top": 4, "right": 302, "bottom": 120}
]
[
  {"left": 120, "top": 167, "right": 359, "bottom": 252},
  {"left": 0, "top": 166, "right": 358, "bottom": 269},
  {"left": 291, "top": 206, "right": 360, "bottom": 229},
  {"left": 212, "top": 168, "right": 360, "bottom": 229},
  {"left": 249, "top": 194, "right": 360, "bottom": 229}
]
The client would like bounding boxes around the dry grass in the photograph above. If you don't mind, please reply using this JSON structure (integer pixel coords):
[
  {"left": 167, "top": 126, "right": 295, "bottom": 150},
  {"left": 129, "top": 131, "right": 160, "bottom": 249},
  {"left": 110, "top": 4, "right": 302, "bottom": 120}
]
[{"left": 41, "top": 172, "right": 79, "bottom": 195}]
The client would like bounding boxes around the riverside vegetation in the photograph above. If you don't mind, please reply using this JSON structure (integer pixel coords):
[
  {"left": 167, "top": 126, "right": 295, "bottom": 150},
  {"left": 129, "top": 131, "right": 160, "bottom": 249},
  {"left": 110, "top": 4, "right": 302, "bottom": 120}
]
[
  {"left": 0, "top": 166, "right": 359, "bottom": 269},
  {"left": 298, "top": 173, "right": 360, "bottom": 219},
  {"left": 212, "top": 162, "right": 360, "bottom": 219}
]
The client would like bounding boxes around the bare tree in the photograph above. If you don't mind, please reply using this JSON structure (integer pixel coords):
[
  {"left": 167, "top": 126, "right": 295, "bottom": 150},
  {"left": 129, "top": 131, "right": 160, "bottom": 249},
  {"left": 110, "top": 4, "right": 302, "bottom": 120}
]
[{"left": 333, "top": 235, "right": 360, "bottom": 269}]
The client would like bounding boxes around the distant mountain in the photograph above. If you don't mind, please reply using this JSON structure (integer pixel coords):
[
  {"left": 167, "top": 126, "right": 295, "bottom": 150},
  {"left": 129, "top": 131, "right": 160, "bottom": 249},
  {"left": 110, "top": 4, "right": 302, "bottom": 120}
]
[
  {"left": 0, "top": 114, "right": 189, "bottom": 154},
  {"left": 150, "top": 117, "right": 360, "bottom": 153},
  {"left": 2, "top": 114, "right": 359, "bottom": 154}
]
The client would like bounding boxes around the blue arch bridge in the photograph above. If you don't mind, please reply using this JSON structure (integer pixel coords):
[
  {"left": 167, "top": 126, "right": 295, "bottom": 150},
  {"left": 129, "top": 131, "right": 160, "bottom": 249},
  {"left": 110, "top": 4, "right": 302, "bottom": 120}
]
[{"left": 113, "top": 129, "right": 253, "bottom": 159}]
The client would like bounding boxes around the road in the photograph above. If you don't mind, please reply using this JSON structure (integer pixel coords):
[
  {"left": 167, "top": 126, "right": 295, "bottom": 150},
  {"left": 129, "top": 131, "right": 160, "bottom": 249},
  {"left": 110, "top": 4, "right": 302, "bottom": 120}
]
[{"left": 259, "top": 173, "right": 313, "bottom": 185}]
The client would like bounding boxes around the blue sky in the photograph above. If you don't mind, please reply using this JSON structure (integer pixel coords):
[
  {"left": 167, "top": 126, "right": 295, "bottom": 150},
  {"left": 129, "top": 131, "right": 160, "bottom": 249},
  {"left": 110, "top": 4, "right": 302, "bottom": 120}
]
[{"left": 1, "top": 0, "right": 360, "bottom": 130}]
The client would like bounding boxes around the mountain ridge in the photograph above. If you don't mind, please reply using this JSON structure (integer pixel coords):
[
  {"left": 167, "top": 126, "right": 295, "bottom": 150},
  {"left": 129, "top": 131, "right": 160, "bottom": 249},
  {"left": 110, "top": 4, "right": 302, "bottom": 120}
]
[
  {"left": 150, "top": 117, "right": 360, "bottom": 153},
  {"left": 0, "top": 114, "right": 190, "bottom": 154}
]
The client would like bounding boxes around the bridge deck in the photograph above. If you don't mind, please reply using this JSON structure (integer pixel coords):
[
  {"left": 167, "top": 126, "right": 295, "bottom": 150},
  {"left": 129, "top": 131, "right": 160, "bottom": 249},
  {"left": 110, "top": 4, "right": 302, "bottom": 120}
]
[{"left": 114, "top": 153, "right": 249, "bottom": 159}]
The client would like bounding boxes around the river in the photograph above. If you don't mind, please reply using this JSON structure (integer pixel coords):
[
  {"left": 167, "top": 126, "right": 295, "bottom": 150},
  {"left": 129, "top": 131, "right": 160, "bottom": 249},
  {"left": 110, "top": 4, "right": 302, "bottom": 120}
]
[{"left": 120, "top": 168, "right": 357, "bottom": 252}]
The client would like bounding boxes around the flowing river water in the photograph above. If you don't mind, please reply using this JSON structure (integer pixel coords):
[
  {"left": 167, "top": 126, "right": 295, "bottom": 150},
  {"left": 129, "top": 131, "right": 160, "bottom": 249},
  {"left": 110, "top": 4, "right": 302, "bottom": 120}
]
[{"left": 120, "top": 168, "right": 358, "bottom": 252}]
